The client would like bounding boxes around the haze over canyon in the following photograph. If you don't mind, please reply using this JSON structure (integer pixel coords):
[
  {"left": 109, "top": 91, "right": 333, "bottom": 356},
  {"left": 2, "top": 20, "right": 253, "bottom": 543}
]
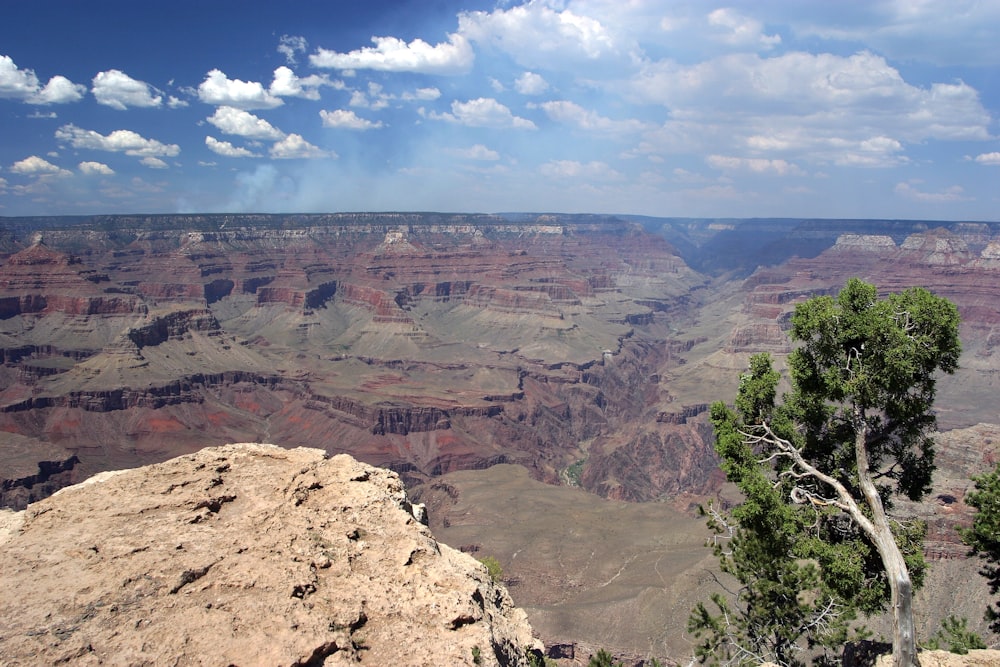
[{"left": 1, "top": 212, "right": 998, "bottom": 662}]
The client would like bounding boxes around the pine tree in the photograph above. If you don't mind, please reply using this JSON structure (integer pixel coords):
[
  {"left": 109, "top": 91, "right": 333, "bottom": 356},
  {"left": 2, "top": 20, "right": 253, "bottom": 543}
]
[
  {"left": 692, "top": 279, "right": 960, "bottom": 667},
  {"left": 961, "top": 462, "right": 1000, "bottom": 633}
]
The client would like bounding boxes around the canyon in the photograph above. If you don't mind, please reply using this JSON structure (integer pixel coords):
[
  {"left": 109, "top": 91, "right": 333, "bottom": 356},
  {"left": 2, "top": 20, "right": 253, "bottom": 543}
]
[{"left": 1, "top": 213, "right": 999, "bottom": 663}]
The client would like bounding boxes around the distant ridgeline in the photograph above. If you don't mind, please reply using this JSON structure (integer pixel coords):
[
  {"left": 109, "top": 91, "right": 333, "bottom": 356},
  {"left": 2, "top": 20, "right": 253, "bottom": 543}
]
[{"left": 3, "top": 213, "right": 997, "bottom": 277}]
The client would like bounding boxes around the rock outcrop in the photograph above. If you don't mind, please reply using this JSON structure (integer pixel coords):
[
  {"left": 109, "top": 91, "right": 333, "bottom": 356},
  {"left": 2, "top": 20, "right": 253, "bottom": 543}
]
[{"left": 0, "top": 444, "right": 538, "bottom": 666}]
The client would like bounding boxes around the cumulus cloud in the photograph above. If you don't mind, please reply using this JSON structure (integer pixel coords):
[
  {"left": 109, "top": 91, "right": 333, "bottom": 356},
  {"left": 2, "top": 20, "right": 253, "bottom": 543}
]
[
  {"left": 92, "top": 70, "right": 162, "bottom": 110},
  {"left": 278, "top": 35, "right": 308, "bottom": 65},
  {"left": 55, "top": 124, "right": 180, "bottom": 157},
  {"left": 515, "top": 72, "right": 548, "bottom": 95},
  {"left": 206, "top": 106, "right": 285, "bottom": 140},
  {"left": 1, "top": 55, "right": 85, "bottom": 104},
  {"left": 707, "top": 8, "right": 781, "bottom": 50},
  {"left": 205, "top": 136, "right": 259, "bottom": 158},
  {"left": 319, "top": 109, "right": 384, "bottom": 130},
  {"left": 140, "top": 156, "right": 168, "bottom": 169},
  {"left": 459, "top": 4, "right": 618, "bottom": 68},
  {"left": 78, "top": 161, "right": 114, "bottom": 175},
  {"left": 427, "top": 98, "right": 536, "bottom": 129},
  {"left": 895, "top": 182, "right": 969, "bottom": 202},
  {"left": 198, "top": 69, "right": 282, "bottom": 110},
  {"left": 706, "top": 155, "right": 803, "bottom": 176},
  {"left": 401, "top": 87, "right": 441, "bottom": 101},
  {"left": 167, "top": 95, "right": 188, "bottom": 108},
  {"left": 310, "top": 33, "right": 473, "bottom": 74},
  {"left": 630, "top": 49, "right": 992, "bottom": 169},
  {"left": 269, "top": 134, "right": 334, "bottom": 159},
  {"left": 539, "top": 100, "right": 647, "bottom": 134},
  {"left": 269, "top": 66, "right": 340, "bottom": 100},
  {"left": 447, "top": 144, "right": 500, "bottom": 161},
  {"left": 974, "top": 152, "right": 1000, "bottom": 165},
  {"left": 348, "top": 82, "right": 390, "bottom": 110},
  {"left": 33, "top": 75, "right": 86, "bottom": 105},
  {"left": 539, "top": 160, "right": 622, "bottom": 180},
  {"left": 10, "top": 155, "right": 71, "bottom": 176}
]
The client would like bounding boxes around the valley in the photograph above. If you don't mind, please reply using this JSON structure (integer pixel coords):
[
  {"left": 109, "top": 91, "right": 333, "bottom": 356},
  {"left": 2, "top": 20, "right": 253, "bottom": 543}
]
[{"left": 1, "top": 212, "right": 998, "bottom": 662}]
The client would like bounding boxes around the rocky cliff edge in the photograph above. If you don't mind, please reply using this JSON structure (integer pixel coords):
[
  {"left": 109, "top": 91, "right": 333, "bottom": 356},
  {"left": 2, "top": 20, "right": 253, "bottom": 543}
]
[{"left": 0, "top": 444, "right": 539, "bottom": 666}]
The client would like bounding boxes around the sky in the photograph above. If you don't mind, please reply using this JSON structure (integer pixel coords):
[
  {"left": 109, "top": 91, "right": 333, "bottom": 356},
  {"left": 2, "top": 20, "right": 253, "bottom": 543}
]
[{"left": 1, "top": 0, "right": 999, "bottom": 220}]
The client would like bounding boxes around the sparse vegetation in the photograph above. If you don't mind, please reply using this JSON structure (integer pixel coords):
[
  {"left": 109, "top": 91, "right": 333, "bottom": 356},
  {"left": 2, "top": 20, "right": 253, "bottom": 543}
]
[
  {"left": 564, "top": 458, "right": 586, "bottom": 486},
  {"left": 587, "top": 648, "right": 623, "bottom": 667},
  {"left": 961, "top": 462, "right": 1000, "bottom": 634},
  {"left": 479, "top": 555, "right": 503, "bottom": 583},
  {"left": 924, "top": 615, "right": 986, "bottom": 654},
  {"left": 472, "top": 644, "right": 482, "bottom": 665},
  {"left": 691, "top": 279, "right": 961, "bottom": 667}
]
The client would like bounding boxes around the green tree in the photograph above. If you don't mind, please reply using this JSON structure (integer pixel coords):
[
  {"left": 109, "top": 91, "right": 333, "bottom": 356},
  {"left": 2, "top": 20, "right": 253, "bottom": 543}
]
[
  {"left": 961, "top": 462, "right": 1000, "bottom": 633},
  {"left": 688, "top": 356, "right": 857, "bottom": 666},
  {"left": 697, "top": 279, "right": 960, "bottom": 667},
  {"left": 587, "top": 649, "right": 623, "bottom": 667}
]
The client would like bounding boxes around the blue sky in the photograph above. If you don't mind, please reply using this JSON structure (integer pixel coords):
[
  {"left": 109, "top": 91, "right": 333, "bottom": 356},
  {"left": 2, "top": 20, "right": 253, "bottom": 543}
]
[{"left": 2, "top": 0, "right": 999, "bottom": 219}]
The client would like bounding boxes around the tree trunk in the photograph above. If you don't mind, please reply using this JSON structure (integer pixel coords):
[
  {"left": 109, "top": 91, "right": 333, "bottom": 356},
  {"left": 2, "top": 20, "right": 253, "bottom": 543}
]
[
  {"left": 871, "top": 523, "right": 918, "bottom": 667},
  {"left": 854, "top": 411, "right": 920, "bottom": 667}
]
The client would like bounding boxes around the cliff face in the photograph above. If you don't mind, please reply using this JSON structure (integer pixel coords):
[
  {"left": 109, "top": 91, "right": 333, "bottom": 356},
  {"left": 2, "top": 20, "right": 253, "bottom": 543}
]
[
  {"left": 0, "top": 214, "right": 711, "bottom": 505},
  {"left": 0, "top": 444, "right": 538, "bottom": 666}
]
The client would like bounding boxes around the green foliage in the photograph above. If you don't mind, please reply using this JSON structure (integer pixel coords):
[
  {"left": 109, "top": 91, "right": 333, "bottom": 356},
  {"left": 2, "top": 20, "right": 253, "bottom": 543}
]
[
  {"left": 588, "top": 648, "right": 623, "bottom": 667},
  {"left": 565, "top": 458, "right": 586, "bottom": 486},
  {"left": 924, "top": 615, "right": 986, "bottom": 654},
  {"left": 472, "top": 644, "right": 482, "bottom": 665},
  {"left": 961, "top": 462, "right": 1000, "bottom": 633},
  {"left": 690, "top": 279, "right": 961, "bottom": 665},
  {"left": 479, "top": 555, "right": 503, "bottom": 583}
]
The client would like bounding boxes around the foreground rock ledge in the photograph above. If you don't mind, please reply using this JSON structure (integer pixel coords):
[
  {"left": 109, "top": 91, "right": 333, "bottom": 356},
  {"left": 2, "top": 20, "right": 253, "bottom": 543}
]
[{"left": 0, "top": 444, "right": 538, "bottom": 666}]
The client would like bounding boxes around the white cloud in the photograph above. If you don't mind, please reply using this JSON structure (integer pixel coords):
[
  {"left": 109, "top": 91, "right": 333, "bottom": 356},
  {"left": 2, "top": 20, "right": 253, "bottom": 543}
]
[
  {"left": 348, "top": 82, "right": 390, "bottom": 110},
  {"left": 459, "top": 4, "right": 619, "bottom": 68},
  {"left": 33, "top": 75, "right": 86, "bottom": 104},
  {"left": 515, "top": 72, "right": 548, "bottom": 95},
  {"left": 707, "top": 8, "right": 780, "bottom": 50},
  {"left": 167, "top": 96, "right": 189, "bottom": 108},
  {"left": 539, "top": 160, "right": 622, "bottom": 180},
  {"left": 140, "top": 156, "right": 168, "bottom": 169},
  {"left": 310, "top": 33, "right": 473, "bottom": 74},
  {"left": 28, "top": 111, "right": 57, "bottom": 119},
  {"left": 539, "top": 100, "right": 646, "bottom": 133},
  {"left": 895, "top": 182, "right": 969, "bottom": 202},
  {"left": 429, "top": 98, "right": 536, "bottom": 129},
  {"left": 198, "top": 69, "right": 282, "bottom": 110},
  {"left": 92, "top": 70, "right": 162, "bottom": 110},
  {"left": 206, "top": 106, "right": 285, "bottom": 140},
  {"left": 319, "top": 109, "right": 384, "bottom": 130},
  {"left": 0, "top": 55, "right": 41, "bottom": 98},
  {"left": 269, "top": 134, "right": 334, "bottom": 159},
  {"left": 1, "top": 55, "right": 85, "bottom": 104},
  {"left": 974, "top": 152, "right": 1000, "bottom": 165},
  {"left": 269, "top": 66, "right": 340, "bottom": 100},
  {"left": 55, "top": 124, "right": 180, "bottom": 157},
  {"left": 401, "top": 87, "right": 441, "bottom": 101},
  {"left": 706, "top": 155, "right": 803, "bottom": 176},
  {"left": 10, "top": 155, "right": 71, "bottom": 176},
  {"left": 278, "top": 35, "right": 308, "bottom": 65},
  {"left": 630, "top": 49, "right": 992, "bottom": 169},
  {"left": 447, "top": 144, "right": 500, "bottom": 161},
  {"left": 78, "top": 161, "right": 114, "bottom": 175},
  {"left": 205, "top": 136, "right": 259, "bottom": 158}
]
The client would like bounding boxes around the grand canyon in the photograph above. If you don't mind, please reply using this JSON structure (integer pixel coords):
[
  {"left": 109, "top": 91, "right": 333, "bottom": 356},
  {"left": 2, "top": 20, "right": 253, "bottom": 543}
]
[{"left": 2, "top": 213, "right": 999, "bottom": 663}]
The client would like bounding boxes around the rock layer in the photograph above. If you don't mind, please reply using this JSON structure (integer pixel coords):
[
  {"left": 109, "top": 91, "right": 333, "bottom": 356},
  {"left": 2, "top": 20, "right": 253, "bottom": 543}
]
[{"left": 0, "top": 443, "right": 538, "bottom": 666}]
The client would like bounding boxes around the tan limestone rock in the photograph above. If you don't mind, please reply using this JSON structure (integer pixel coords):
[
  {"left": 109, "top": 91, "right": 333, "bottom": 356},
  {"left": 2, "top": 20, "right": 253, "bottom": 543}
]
[{"left": 0, "top": 443, "right": 538, "bottom": 666}]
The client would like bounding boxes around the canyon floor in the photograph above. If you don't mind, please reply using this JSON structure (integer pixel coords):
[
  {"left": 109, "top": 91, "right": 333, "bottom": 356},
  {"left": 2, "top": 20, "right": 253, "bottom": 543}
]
[{"left": 2, "top": 213, "right": 999, "bottom": 663}]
